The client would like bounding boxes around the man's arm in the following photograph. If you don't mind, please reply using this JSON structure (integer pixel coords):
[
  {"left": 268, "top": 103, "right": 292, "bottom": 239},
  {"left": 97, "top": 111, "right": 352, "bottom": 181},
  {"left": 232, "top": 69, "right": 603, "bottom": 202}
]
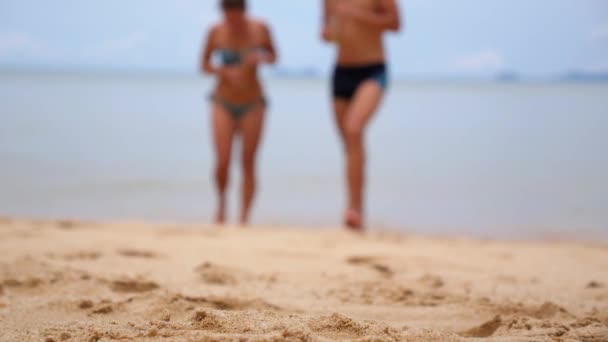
[
  {"left": 336, "top": 0, "right": 401, "bottom": 31},
  {"left": 321, "top": 0, "right": 332, "bottom": 42}
]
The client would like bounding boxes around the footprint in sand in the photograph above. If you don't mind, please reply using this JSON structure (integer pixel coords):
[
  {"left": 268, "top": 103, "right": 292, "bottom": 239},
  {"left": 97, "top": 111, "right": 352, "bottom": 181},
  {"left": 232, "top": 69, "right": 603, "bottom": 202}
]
[
  {"left": 117, "top": 249, "right": 161, "bottom": 259},
  {"left": 308, "top": 313, "right": 367, "bottom": 336},
  {"left": 58, "top": 332, "right": 71, "bottom": 341},
  {"left": 506, "top": 317, "right": 579, "bottom": 338},
  {"left": 191, "top": 310, "right": 224, "bottom": 330},
  {"left": 346, "top": 256, "right": 394, "bottom": 277},
  {"left": 533, "top": 301, "right": 571, "bottom": 320},
  {"left": 570, "top": 317, "right": 604, "bottom": 329},
  {"left": 459, "top": 315, "right": 502, "bottom": 338},
  {"left": 78, "top": 300, "right": 94, "bottom": 309},
  {"left": 61, "top": 251, "right": 102, "bottom": 261},
  {"left": 56, "top": 220, "right": 84, "bottom": 230},
  {"left": 195, "top": 263, "right": 274, "bottom": 286},
  {"left": 80, "top": 299, "right": 134, "bottom": 316},
  {"left": 160, "top": 309, "right": 171, "bottom": 322},
  {"left": 308, "top": 313, "right": 402, "bottom": 340},
  {"left": 489, "top": 301, "right": 573, "bottom": 321},
  {"left": 3, "top": 277, "right": 43, "bottom": 289},
  {"left": 111, "top": 279, "right": 160, "bottom": 293},
  {"left": 91, "top": 304, "right": 113, "bottom": 315},
  {"left": 587, "top": 281, "right": 604, "bottom": 289},
  {"left": 334, "top": 279, "right": 463, "bottom": 307},
  {"left": 594, "top": 311, "right": 608, "bottom": 326},
  {"left": 418, "top": 274, "right": 445, "bottom": 289},
  {"left": 0, "top": 285, "right": 5, "bottom": 309},
  {"left": 278, "top": 326, "right": 314, "bottom": 341},
  {"left": 1, "top": 259, "right": 74, "bottom": 291},
  {"left": 172, "top": 294, "right": 280, "bottom": 312},
  {"left": 195, "top": 262, "right": 239, "bottom": 285}
]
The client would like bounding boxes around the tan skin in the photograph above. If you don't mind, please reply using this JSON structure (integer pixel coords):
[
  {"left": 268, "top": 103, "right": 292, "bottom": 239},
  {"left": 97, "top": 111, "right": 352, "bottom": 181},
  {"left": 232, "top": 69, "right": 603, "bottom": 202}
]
[
  {"left": 200, "top": 8, "right": 277, "bottom": 225},
  {"left": 322, "top": 0, "right": 401, "bottom": 230}
]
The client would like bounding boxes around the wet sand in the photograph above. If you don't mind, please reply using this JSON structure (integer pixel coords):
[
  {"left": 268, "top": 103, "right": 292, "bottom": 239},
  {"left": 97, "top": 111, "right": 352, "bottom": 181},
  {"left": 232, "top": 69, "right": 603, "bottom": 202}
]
[{"left": 0, "top": 218, "right": 607, "bottom": 341}]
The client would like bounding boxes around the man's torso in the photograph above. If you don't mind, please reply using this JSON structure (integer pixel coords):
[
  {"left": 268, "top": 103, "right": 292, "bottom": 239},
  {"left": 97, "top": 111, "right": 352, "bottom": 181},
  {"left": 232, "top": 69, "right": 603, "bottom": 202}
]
[{"left": 330, "top": 0, "right": 385, "bottom": 65}]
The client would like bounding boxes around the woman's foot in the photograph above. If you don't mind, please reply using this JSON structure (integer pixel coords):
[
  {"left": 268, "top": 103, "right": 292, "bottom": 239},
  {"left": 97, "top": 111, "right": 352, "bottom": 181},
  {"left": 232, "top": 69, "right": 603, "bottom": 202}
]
[
  {"left": 215, "top": 198, "right": 226, "bottom": 225},
  {"left": 239, "top": 210, "right": 250, "bottom": 227},
  {"left": 344, "top": 208, "right": 364, "bottom": 231}
]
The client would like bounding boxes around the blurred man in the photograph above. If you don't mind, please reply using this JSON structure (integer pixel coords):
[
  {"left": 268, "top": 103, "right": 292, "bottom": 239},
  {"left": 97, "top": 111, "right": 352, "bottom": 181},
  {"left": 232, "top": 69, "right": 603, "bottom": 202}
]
[{"left": 322, "top": 0, "right": 401, "bottom": 230}]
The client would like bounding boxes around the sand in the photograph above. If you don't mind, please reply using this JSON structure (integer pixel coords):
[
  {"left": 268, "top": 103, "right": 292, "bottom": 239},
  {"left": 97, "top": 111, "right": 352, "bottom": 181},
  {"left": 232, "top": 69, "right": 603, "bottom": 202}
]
[{"left": 0, "top": 218, "right": 607, "bottom": 341}]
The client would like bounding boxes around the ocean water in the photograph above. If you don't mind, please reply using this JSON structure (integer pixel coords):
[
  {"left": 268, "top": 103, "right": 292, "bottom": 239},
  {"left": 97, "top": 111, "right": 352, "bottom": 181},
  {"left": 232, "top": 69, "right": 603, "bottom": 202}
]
[{"left": 0, "top": 73, "right": 607, "bottom": 240}]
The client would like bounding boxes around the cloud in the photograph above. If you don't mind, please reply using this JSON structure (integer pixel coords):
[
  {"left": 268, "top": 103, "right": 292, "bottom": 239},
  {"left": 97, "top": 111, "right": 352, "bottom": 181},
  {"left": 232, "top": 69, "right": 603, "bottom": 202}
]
[
  {"left": 590, "top": 24, "right": 608, "bottom": 43},
  {"left": 0, "top": 32, "right": 54, "bottom": 59},
  {"left": 579, "top": 62, "right": 608, "bottom": 73},
  {"left": 452, "top": 49, "right": 506, "bottom": 73},
  {"left": 83, "top": 32, "right": 146, "bottom": 59}
]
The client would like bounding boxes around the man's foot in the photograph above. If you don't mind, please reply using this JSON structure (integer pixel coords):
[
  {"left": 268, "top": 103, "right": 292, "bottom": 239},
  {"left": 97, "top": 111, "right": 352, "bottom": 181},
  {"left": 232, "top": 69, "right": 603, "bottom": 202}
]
[
  {"left": 214, "top": 212, "right": 225, "bottom": 225},
  {"left": 344, "top": 208, "right": 364, "bottom": 232}
]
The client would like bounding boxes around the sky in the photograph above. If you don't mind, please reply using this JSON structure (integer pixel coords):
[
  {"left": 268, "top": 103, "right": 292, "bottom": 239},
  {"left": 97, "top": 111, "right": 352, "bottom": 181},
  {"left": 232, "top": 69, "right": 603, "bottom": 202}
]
[{"left": 0, "top": 0, "right": 607, "bottom": 77}]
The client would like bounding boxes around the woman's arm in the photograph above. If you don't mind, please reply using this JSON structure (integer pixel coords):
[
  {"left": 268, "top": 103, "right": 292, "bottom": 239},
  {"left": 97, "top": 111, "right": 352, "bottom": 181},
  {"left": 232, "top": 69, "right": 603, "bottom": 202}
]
[
  {"left": 261, "top": 23, "right": 278, "bottom": 64},
  {"left": 201, "top": 26, "right": 220, "bottom": 75},
  {"left": 244, "top": 22, "right": 278, "bottom": 66},
  {"left": 336, "top": 0, "right": 401, "bottom": 32}
]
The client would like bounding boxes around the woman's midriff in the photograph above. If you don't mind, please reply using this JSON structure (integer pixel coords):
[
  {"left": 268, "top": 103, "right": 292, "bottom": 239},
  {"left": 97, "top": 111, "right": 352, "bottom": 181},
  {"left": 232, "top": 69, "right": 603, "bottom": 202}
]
[{"left": 214, "top": 69, "right": 263, "bottom": 103}]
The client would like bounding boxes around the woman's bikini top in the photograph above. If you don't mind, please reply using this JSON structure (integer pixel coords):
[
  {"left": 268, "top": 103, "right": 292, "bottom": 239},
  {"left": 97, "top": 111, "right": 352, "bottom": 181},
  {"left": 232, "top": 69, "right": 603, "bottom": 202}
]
[{"left": 216, "top": 47, "right": 267, "bottom": 66}]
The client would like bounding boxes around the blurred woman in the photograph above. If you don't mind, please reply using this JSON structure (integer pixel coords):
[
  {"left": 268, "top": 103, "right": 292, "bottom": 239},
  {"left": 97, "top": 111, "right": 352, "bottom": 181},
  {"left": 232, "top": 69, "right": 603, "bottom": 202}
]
[
  {"left": 200, "top": 0, "right": 277, "bottom": 225},
  {"left": 322, "top": 0, "right": 401, "bottom": 230}
]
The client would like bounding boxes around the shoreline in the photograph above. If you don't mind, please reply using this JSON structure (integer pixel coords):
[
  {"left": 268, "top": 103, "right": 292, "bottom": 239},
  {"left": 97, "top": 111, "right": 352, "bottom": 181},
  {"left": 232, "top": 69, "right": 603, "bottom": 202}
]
[{"left": 1, "top": 215, "right": 607, "bottom": 245}]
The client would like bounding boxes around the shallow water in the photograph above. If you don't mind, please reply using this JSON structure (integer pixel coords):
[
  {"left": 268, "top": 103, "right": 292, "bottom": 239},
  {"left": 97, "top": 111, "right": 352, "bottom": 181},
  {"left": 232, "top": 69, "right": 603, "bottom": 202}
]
[{"left": 1, "top": 73, "right": 607, "bottom": 239}]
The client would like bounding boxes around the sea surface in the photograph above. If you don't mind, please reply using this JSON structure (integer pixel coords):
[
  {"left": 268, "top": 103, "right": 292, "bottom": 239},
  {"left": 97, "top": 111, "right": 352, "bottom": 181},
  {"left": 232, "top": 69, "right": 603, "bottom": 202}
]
[{"left": 1, "top": 73, "right": 607, "bottom": 240}]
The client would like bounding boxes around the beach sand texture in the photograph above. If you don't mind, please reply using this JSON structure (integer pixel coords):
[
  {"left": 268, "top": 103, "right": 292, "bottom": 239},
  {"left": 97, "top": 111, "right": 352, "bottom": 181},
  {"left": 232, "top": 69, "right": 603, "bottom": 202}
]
[{"left": 0, "top": 218, "right": 607, "bottom": 341}]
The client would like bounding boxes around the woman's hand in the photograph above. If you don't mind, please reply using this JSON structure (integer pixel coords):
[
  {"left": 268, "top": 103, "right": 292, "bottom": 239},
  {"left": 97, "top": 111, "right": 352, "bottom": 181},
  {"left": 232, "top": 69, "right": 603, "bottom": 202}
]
[{"left": 244, "top": 49, "right": 267, "bottom": 66}]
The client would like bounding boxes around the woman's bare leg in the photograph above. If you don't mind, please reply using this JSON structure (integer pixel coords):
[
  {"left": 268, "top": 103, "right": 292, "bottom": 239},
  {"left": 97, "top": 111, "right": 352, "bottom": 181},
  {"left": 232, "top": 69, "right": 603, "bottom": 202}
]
[
  {"left": 342, "top": 80, "right": 384, "bottom": 230},
  {"left": 211, "top": 103, "right": 236, "bottom": 224},
  {"left": 238, "top": 105, "right": 266, "bottom": 225}
]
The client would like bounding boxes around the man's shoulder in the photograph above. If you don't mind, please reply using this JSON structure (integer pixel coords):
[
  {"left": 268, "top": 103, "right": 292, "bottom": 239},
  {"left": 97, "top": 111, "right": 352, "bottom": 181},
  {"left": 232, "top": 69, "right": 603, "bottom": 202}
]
[
  {"left": 353, "top": 0, "right": 381, "bottom": 10},
  {"left": 249, "top": 18, "right": 270, "bottom": 32}
]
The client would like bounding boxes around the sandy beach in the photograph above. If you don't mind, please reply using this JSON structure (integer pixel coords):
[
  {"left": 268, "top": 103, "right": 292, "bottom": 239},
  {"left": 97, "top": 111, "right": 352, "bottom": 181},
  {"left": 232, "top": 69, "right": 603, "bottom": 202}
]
[{"left": 0, "top": 218, "right": 607, "bottom": 341}]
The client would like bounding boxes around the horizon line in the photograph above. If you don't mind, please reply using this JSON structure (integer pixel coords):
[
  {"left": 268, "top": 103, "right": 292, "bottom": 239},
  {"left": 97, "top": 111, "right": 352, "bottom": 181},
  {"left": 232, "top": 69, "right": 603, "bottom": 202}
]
[{"left": 1, "top": 66, "right": 607, "bottom": 83}]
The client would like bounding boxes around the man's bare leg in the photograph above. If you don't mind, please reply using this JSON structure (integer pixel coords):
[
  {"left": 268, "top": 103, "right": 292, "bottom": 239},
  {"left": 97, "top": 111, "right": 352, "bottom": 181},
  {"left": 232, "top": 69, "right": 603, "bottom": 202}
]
[{"left": 343, "top": 80, "right": 384, "bottom": 230}]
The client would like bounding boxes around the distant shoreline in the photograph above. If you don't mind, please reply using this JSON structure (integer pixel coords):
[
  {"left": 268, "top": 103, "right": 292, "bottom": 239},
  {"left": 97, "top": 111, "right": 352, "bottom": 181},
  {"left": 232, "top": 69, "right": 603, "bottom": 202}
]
[{"left": 1, "top": 68, "right": 608, "bottom": 84}]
